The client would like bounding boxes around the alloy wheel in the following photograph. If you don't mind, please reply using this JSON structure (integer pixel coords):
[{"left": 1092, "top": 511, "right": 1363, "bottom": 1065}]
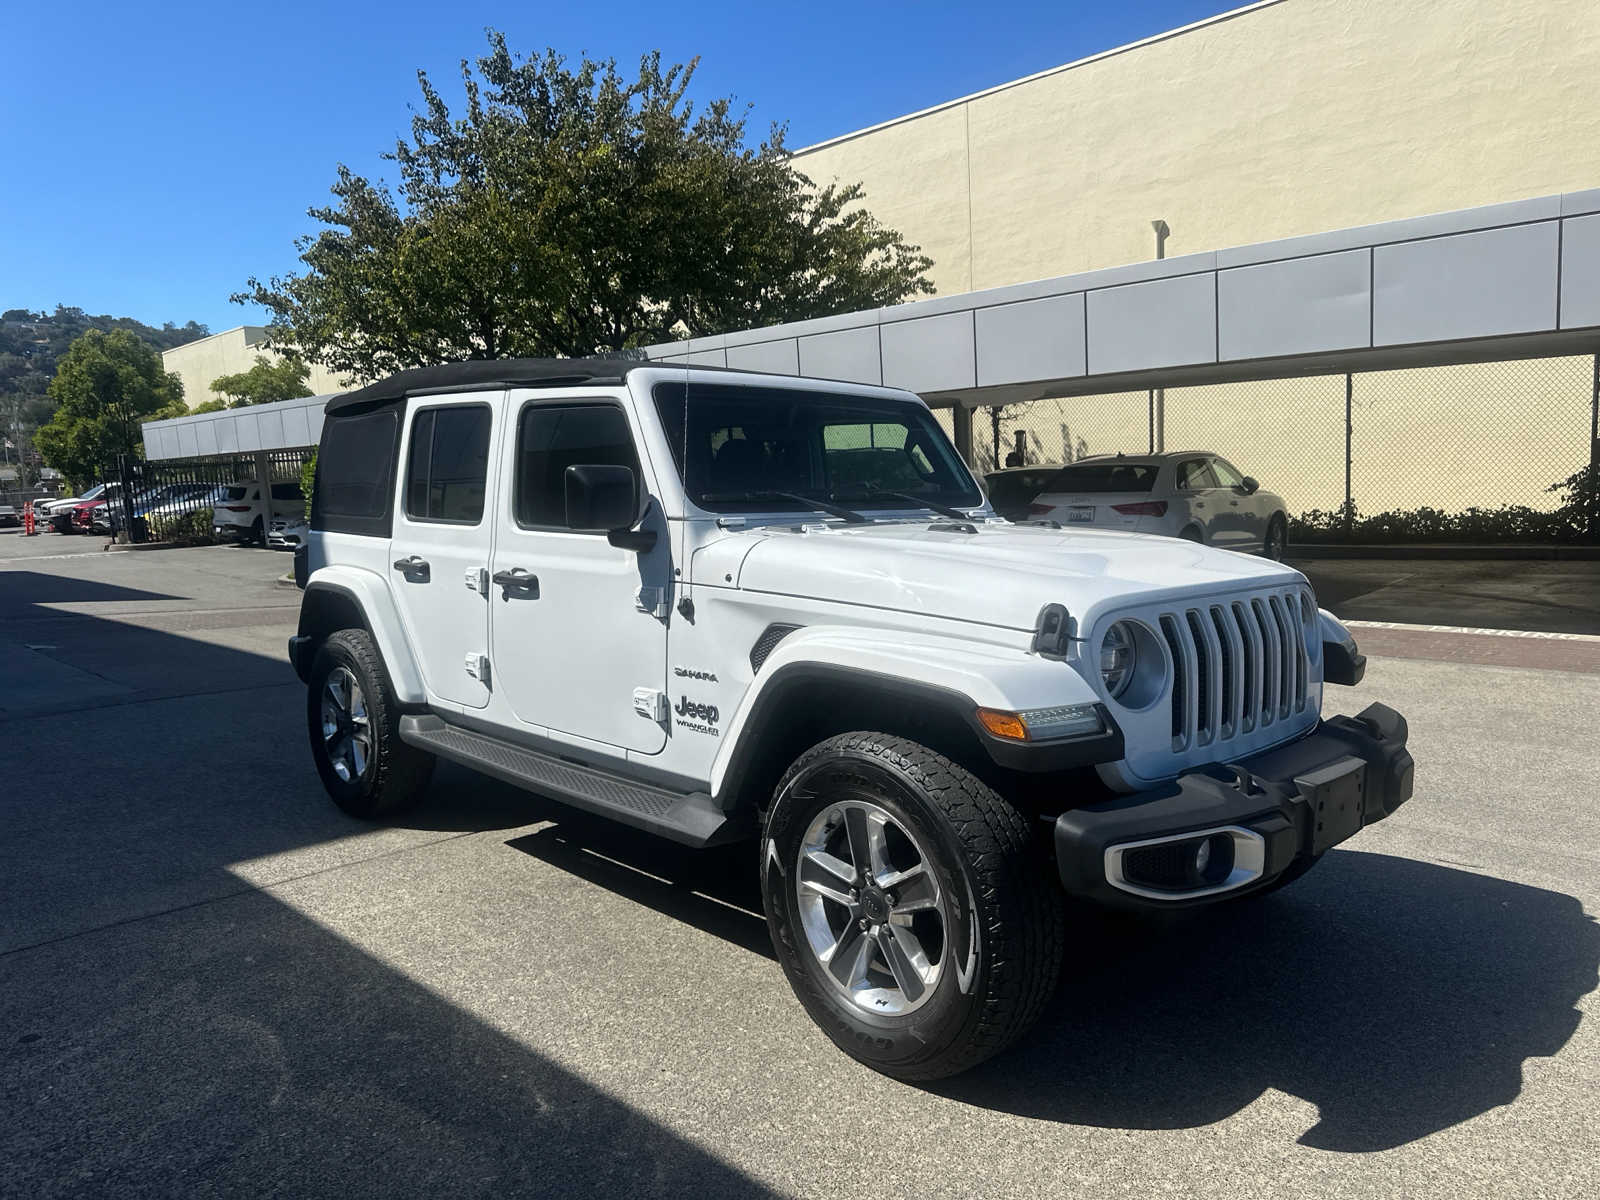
[
  {"left": 794, "top": 799, "right": 948, "bottom": 1015},
  {"left": 320, "top": 666, "right": 372, "bottom": 784}
]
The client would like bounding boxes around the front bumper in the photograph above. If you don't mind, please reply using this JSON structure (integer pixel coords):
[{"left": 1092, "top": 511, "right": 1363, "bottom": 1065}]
[{"left": 1054, "top": 702, "right": 1413, "bottom": 908}]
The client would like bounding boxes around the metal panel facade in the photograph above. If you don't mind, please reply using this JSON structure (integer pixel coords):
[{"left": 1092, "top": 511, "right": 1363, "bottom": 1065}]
[
  {"left": 1218, "top": 249, "right": 1372, "bottom": 360},
  {"left": 1373, "top": 222, "right": 1559, "bottom": 345}
]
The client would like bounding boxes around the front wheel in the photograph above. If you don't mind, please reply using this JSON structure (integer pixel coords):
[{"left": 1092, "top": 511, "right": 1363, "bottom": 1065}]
[
  {"left": 761, "top": 732, "right": 1064, "bottom": 1080},
  {"left": 1262, "top": 514, "right": 1288, "bottom": 561},
  {"left": 306, "top": 628, "right": 434, "bottom": 818}
]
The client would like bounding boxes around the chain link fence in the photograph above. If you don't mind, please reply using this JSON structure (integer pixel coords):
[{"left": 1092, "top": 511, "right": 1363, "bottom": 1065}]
[{"left": 947, "top": 354, "right": 1600, "bottom": 544}]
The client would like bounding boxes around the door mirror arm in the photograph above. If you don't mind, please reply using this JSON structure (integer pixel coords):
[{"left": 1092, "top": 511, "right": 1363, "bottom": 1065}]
[{"left": 607, "top": 526, "right": 658, "bottom": 552}]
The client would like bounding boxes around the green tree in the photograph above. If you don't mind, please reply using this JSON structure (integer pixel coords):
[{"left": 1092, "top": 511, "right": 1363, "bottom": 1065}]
[
  {"left": 34, "top": 330, "right": 183, "bottom": 485},
  {"left": 191, "top": 398, "right": 230, "bottom": 414},
  {"left": 209, "top": 354, "right": 314, "bottom": 407},
  {"left": 236, "top": 34, "right": 933, "bottom": 376}
]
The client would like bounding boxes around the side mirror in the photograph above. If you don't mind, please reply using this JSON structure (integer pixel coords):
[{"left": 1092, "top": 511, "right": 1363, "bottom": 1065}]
[
  {"left": 564, "top": 464, "right": 657, "bottom": 551},
  {"left": 1240, "top": 476, "right": 1260, "bottom": 495}
]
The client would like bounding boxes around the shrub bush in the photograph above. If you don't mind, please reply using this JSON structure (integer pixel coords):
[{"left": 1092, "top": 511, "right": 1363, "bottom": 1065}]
[{"left": 146, "top": 508, "right": 216, "bottom": 546}]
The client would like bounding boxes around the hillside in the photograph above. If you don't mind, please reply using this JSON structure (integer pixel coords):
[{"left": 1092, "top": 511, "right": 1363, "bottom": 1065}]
[{"left": 0, "top": 306, "right": 208, "bottom": 483}]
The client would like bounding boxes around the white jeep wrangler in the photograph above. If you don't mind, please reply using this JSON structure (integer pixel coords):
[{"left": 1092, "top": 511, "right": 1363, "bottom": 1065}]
[{"left": 290, "top": 359, "right": 1414, "bottom": 1080}]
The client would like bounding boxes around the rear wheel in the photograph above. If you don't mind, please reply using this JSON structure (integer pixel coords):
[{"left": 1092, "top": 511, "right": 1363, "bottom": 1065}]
[
  {"left": 307, "top": 628, "right": 434, "bottom": 818},
  {"left": 761, "top": 731, "right": 1063, "bottom": 1080},
  {"left": 1179, "top": 526, "right": 1204, "bottom": 543}
]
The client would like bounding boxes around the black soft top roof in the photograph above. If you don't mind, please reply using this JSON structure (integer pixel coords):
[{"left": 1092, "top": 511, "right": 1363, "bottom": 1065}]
[{"left": 323, "top": 356, "right": 753, "bottom": 416}]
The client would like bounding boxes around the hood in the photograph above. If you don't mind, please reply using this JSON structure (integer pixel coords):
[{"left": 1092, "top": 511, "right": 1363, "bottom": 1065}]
[{"left": 716, "top": 520, "right": 1306, "bottom": 632}]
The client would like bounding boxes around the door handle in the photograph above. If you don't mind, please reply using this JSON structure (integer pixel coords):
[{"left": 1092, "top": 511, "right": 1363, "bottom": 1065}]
[
  {"left": 392, "top": 555, "right": 431, "bottom": 582},
  {"left": 492, "top": 568, "right": 540, "bottom": 599}
]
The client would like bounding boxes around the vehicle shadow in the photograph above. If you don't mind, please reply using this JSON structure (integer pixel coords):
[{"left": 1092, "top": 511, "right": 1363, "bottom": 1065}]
[
  {"left": 1, "top": 588, "right": 776, "bottom": 1198},
  {"left": 933, "top": 849, "right": 1599, "bottom": 1151},
  {"left": 513, "top": 817, "right": 1597, "bottom": 1152},
  {"left": 507, "top": 816, "right": 773, "bottom": 960}
]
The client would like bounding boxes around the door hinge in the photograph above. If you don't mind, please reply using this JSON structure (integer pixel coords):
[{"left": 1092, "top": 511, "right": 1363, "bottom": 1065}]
[
  {"left": 634, "top": 585, "right": 671, "bottom": 619},
  {"left": 465, "top": 566, "right": 489, "bottom": 594},
  {"left": 465, "top": 652, "right": 491, "bottom": 687},
  {"left": 633, "top": 688, "right": 669, "bottom": 722}
]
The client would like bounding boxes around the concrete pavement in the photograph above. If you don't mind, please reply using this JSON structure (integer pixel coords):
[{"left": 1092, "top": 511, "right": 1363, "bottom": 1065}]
[{"left": 2, "top": 545, "right": 1596, "bottom": 1198}]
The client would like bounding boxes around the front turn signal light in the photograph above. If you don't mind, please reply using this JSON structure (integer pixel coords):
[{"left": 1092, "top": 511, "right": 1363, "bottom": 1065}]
[
  {"left": 977, "top": 704, "right": 1105, "bottom": 742},
  {"left": 976, "top": 708, "right": 1030, "bottom": 740}
]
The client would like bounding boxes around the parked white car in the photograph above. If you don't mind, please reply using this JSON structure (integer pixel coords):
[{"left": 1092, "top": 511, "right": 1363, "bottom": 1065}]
[
  {"left": 212, "top": 482, "right": 305, "bottom": 543},
  {"left": 1024, "top": 452, "right": 1290, "bottom": 558},
  {"left": 268, "top": 514, "right": 309, "bottom": 549}
]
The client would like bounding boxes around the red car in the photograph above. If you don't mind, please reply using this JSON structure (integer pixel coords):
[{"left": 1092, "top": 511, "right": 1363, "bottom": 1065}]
[{"left": 49, "top": 498, "right": 100, "bottom": 534}]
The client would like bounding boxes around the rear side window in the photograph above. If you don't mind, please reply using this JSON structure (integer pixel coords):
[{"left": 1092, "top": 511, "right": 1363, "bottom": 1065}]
[
  {"left": 514, "top": 404, "right": 639, "bottom": 530},
  {"left": 313, "top": 407, "right": 401, "bottom": 536},
  {"left": 404, "top": 405, "right": 491, "bottom": 524}
]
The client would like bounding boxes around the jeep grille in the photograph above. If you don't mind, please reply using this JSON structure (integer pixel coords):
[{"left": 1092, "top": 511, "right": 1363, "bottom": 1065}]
[{"left": 1158, "top": 589, "right": 1312, "bottom": 753}]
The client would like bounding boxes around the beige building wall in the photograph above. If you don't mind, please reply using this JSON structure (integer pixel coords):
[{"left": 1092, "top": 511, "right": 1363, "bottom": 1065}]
[
  {"left": 794, "top": 0, "right": 1600, "bottom": 293},
  {"left": 163, "top": 326, "right": 353, "bottom": 411},
  {"left": 797, "top": 0, "right": 1600, "bottom": 515}
]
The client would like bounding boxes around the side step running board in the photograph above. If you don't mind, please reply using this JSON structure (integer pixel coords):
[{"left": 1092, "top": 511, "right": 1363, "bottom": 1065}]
[{"left": 398, "top": 715, "right": 738, "bottom": 848}]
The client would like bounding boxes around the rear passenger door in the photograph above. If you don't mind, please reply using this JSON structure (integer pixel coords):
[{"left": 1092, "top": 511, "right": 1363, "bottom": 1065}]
[{"left": 388, "top": 394, "right": 500, "bottom": 710}]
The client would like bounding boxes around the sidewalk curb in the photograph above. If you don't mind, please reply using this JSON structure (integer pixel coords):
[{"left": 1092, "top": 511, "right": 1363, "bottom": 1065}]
[{"left": 1290, "top": 543, "right": 1600, "bottom": 561}]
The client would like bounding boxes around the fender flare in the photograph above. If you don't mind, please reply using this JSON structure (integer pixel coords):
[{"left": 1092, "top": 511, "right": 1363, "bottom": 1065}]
[
  {"left": 295, "top": 566, "right": 427, "bottom": 703},
  {"left": 710, "top": 626, "right": 1118, "bottom": 802}
]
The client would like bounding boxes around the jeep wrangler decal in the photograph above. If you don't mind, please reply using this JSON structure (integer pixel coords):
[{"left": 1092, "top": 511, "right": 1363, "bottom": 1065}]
[{"left": 673, "top": 694, "right": 720, "bottom": 736}]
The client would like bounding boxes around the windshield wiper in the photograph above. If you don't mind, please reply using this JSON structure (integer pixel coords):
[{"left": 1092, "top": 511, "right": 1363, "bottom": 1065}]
[
  {"left": 699, "top": 490, "right": 870, "bottom": 524},
  {"left": 841, "top": 488, "right": 973, "bottom": 521}
]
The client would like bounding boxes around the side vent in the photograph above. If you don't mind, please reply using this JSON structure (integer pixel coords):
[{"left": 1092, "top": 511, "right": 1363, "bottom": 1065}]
[{"left": 749, "top": 623, "right": 802, "bottom": 672}]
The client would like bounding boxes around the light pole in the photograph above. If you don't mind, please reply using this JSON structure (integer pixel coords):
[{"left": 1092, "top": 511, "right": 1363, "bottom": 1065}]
[{"left": 1150, "top": 220, "right": 1169, "bottom": 453}]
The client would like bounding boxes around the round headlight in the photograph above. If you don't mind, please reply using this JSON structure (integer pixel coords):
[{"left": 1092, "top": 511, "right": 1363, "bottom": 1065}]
[{"left": 1100, "top": 621, "right": 1137, "bottom": 699}]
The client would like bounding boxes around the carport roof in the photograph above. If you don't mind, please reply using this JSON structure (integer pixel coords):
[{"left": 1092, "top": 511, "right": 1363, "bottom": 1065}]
[{"left": 143, "top": 185, "right": 1600, "bottom": 460}]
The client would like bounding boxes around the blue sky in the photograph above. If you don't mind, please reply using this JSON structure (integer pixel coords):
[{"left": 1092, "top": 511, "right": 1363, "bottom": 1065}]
[{"left": 2, "top": 1, "right": 1236, "bottom": 333}]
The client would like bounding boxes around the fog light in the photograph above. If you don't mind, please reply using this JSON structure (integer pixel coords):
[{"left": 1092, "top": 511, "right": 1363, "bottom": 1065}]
[{"left": 1194, "top": 838, "right": 1212, "bottom": 875}]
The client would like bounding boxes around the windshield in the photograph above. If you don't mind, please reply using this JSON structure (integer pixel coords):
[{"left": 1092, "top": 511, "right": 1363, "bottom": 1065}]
[
  {"left": 651, "top": 382, "right": 981, "bottom": 514},
  {"left": 1044, "top": 461, "right": 1160, "bottom": 494}
]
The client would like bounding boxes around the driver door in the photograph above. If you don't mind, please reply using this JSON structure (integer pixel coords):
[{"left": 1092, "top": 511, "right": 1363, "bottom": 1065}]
[
  {"left": 1208, "top": 457, "right": 1261, "bottom": 551},
  {"left": 486, "top": 394, "right": 670, "bottom": 755}
]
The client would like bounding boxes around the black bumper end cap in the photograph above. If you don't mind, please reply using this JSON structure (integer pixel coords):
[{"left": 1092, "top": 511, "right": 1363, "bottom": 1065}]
[{"left": 1324, "top": 638, "right": 1367, "bottom": 686}]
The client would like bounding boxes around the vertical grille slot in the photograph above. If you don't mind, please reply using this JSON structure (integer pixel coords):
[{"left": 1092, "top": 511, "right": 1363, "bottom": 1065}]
[
  {"left": 1251, "top": 598, "right": 1280, "bottom": 724},
  {"left": 1184, "top": 611, "right": 1212, "bottom": 744},
  {"left": 1268, "top": 595, "right": 1296, "bottom": 719},
  {"left": 1232, "top": 601, "right": 1258, "bottom": 734},
  {"left": 1209, "top": 606, "right": 1238, "bottom": 739},
  {"left": 1159, "top": 615, "right": 1190, "bottom": 750}
]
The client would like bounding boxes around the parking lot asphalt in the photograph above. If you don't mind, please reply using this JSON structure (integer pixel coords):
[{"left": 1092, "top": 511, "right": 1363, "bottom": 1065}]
[
  {"left": 2, "top": 545, "right": 1597, "bottom": 1198},
  {"left": 1292, "top": 556, "right": 1600, "bottom": 636}
]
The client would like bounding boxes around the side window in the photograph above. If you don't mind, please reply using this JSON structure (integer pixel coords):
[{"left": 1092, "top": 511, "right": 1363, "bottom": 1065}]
[
  {"left": 404, "top": 405, "right": 491, "bottom": 524},
  {"left": 314, "top": 408, "right": 401, "bottom": 536},
  {"left": 515, "top": 404, "right": 640, "bottom": 530},
  {"left": 1175, "top": 459, "right": 1217, "bottom": 490},
  {"left": 1209, "top": 458, "right": 1245, "bottom": 489}
]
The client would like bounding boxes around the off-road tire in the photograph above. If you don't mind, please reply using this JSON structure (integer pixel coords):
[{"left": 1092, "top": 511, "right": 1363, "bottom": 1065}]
[
  {"left": 307, "top": 628, "right": 434, "bottom": 818},
  {"left": 761, "top": 731, "right": 1064, "bottom": 1080}
]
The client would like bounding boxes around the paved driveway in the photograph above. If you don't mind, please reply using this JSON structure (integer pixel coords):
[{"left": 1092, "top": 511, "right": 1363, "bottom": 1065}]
[{"left": 2, "top": 548, "right": 1596, "bottom": 1198}]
